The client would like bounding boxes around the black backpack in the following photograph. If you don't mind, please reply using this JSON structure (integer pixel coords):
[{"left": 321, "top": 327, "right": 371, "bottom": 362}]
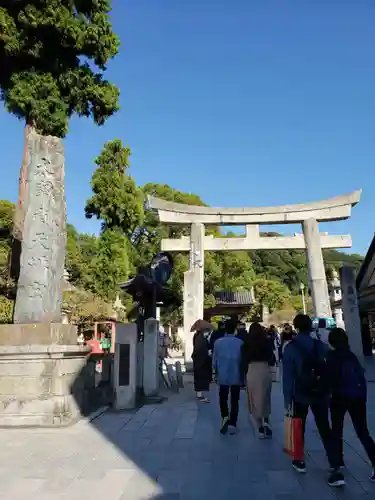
[
  {"left": 339, "top": 352, "right": 367, "bottom": 400},
  {"left": 294, "top": 339, "right": 328, "bottom": 399}
]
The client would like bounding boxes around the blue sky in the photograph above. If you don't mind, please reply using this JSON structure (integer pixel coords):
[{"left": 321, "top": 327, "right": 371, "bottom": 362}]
[{"left": 0, "top": 1, "right": 374, "bottom": 254}]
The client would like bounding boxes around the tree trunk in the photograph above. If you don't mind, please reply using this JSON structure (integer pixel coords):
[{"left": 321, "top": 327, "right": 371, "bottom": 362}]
[{"left": 10, "top": 123, "right": 33, "bottom": 283}]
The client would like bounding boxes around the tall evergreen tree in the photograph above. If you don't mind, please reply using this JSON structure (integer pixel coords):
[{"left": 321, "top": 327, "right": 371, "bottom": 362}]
[{"left": 0, "top": 1, "right": 120, "bottom": 275}]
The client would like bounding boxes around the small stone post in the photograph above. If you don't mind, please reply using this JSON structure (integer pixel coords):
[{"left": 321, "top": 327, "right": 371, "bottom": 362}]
[
  {"left": 143, "top": 318, "right": 159, "bottom": 397},
  {"left": 175, "top": 361, "right": 184, "bottom": 388},
  {"left": 340, "top": 266, "right": 364, "bottom": 365},
  {"left": 302, "top": 218, "right": 332, "bottom": 318}
]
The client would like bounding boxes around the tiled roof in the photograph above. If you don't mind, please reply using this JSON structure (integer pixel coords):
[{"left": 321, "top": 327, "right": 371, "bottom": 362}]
[
  {"left": 214, "top": 290, "right": 255, "bottom": 305},
  {"left": 357, "top": 233, "right": 375, "bottom": 289}
]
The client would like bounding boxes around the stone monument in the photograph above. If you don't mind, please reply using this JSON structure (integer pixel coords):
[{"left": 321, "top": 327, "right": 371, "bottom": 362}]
[
  {"left": 148, "top": 191, "right": 361, "bottom": 365},
  {"left": 0, "top": 131, "right": 90, "bottom": 427}
]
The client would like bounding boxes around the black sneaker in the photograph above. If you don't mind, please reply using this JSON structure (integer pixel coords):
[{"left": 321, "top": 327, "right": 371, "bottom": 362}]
[
  {"left": 329, "top": 463, "right": 345, "bottom": 473},
  {"left": 258, "top": 426, "right": 265, "bottom": 439},
  {"left": 292, "top": 460, "right": 306, "bottom": 473},
  {"left": 370, "top": 468, "right": 375, "bottom": 482},
  {"left": 328, "top": 470, "right": 345, "bottom": 487},
  {"left": 264, "top": 422, "right": 272, "bottom": 438},
  {"left": 220, "top": 417, "right": 229, "bottom": 434}
]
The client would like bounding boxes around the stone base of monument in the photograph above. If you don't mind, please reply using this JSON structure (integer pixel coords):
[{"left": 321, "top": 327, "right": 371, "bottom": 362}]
[
  {"left": 0, "top": 324, "right": 90, "bottom": 427},
  {"left": 0, "top": 323, "right": 78, "bottom": 345}
]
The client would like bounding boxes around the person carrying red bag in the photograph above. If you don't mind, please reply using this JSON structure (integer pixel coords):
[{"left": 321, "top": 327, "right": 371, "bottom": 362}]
[{"left": 282, "top": 314, "right": 345, "bottom": 488}]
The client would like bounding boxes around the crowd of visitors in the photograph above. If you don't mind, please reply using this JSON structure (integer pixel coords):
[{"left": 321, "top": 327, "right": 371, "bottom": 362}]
[{"left": 191, "top": 314, "right": 375, "bottom": 489}]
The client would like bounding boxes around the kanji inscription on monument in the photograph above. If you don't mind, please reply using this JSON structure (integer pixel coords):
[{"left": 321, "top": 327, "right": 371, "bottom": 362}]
[{"left": 13, "top": 132, "right": 67, "bottom": 324}]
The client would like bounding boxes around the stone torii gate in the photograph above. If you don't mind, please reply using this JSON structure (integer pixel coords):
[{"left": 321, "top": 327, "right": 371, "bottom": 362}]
[{"left": 148, "top": 190, "right": 361, "bottom": 361}]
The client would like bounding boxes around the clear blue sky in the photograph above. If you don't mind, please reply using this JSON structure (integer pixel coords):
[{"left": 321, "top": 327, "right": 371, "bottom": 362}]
[{"left": 0, "top": 1, "right": 374, "bottom": 254}]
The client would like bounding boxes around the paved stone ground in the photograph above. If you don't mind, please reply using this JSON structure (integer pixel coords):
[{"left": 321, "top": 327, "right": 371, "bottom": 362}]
[{"left": 1, "top": 378, "right": 375, "bottom": 500}]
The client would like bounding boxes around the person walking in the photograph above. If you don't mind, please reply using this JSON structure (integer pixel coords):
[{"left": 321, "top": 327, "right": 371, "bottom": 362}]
[
  {"left": 327, "top": 327, "right": 375, "bottom": 481},
  {"left": 246, "top": 322, "right": 274, "bottom": 438},
  {"left": 234, "top": 322, "right": 249, "bottom": 388},
  {"left": 280, "top": 324, "right": 295, "bottom": 359},
  {"left": 192, "top": 327, "right": 212, "bottom": 403},
  {"left": 282, "top": 314, "right": 344, "bottom": 487},
  {"left": 209, "top": 321, "right": 226, "bottom": 351},
  {"left": 213, "top": 319, "right": 244, "bottom": 435}
]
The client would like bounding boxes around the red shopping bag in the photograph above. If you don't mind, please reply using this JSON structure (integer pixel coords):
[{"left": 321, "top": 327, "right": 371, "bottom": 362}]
[{"left": 283, "top": 416, "right": 304, "bottom": 461}]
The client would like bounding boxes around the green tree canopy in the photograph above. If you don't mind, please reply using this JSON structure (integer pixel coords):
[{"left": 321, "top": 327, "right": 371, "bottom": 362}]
[
  {"left": 253, "top": 278, "right": 291, "bottom": 312},
  {"left": 0, "top": 200, "right": 14, "bottom": 237},
  {"left": 91, "top": 229, "right": 130, "bottom": 301},
  {"left": 0, "top": 1, "right": 120, "bottom": 136},
  {"left": 65, "top": 223, "right": 98, "bottom": 291},
  {"left": 62, "top": 288, "right": 116, "bottom": 333},
  {"left": 85, "top": 140, "right": 144, "bottom": 235},
  {"left": 0, "top": 200, "right": 14, "bottom": 294}
]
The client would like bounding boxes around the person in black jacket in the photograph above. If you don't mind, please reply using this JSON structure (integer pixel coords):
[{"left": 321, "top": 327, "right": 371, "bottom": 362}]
[
  {"left": 327, "top": 327, "right": 375, "bottom": 482},
  {"left": 192, "top": 328, "right": 212, "bottom": 403}
]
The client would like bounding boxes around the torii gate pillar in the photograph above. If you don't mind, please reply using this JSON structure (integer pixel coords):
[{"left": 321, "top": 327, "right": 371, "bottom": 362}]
[
  {"left": 303, "top": 218, "right": 332, "bottom": 318},
  {"left": 183, "top": 223, "right": 204, "bottom": 370}
]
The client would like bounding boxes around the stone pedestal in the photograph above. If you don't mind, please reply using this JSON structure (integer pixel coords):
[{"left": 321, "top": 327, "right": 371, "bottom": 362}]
[
  {"left": 113, "top": 323, "right": 138, "bottom": 410},
  {"left": 143, "top": 318, "right": 159, "bottom": 397},
  {"left": 0, "top": 323, "right": 90, "bottom": 427},
  {"left": 303, "top": 218, "right": 332, "bottom": 318},
  {"left": 0, "top": 345, "right": 90, "bottom": 427},
  {"left": 340, "top": 266, "right": 364, "bottom": 365},
  {"left": 0, "top": 323, "right": 78, "bottom": 345}
]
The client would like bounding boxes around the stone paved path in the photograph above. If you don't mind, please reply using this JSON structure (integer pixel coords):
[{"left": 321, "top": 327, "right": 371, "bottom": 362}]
[{"left": 1, "top": 378, "right": 375, "bottom": 499}]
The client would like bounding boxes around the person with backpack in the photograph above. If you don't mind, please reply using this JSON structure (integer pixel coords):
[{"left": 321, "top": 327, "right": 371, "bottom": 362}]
[
  {"left": 282, "top": 314, "right": 345, "bottom": 487},
  {"left": 327, "top": 327, "right": 375, "bottom": 481}
]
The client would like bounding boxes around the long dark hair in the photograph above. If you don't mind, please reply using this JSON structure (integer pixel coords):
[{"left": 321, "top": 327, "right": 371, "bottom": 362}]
[
  {"left": 328, "top": 327, "right": 349, "bottom": 351},
  {"left": 247, "top": 322, "right": 269, "bottom": 357}
]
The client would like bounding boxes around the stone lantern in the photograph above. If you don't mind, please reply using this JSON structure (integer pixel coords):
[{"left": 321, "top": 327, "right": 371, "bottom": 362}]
[{"left": 328, "top": 269, "right": 344, "bottom": 327}]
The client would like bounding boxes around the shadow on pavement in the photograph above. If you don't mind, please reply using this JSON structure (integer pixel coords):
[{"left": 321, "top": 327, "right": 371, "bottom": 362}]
[{"left": 66, "top": 354, "right": 375, "bottom": 500}]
